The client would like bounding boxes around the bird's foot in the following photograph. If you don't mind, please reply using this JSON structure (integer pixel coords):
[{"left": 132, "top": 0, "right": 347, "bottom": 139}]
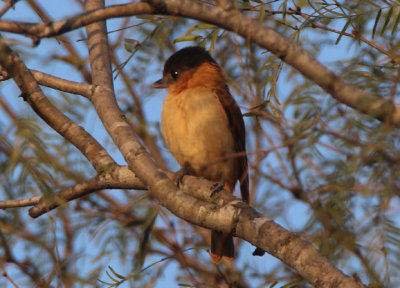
[
  {"left": 210, "top": 181, "right": 225, "bottom": 198},
  {"left": 252, "top": 247, "right": 265, "bottom": 257},
  {"left": 173, "top": 162, "right": 196, "bottom": 188}
]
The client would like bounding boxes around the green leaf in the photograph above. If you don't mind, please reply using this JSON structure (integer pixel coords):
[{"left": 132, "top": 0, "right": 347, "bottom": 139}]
[
  {"left": 391, "top": 10, "right": 400, "bottom": 36},
  {"left": 391, "top": 9, "right": 400, "bottom": 36},
  {"left": 125, "top": 217, "right": 148, "bottom": 227},
  {"left": 105, "top": 270, "right": 119, "bottom": 283},
  {"left": 172, "top": 35, "right": 203, "bottom": 44},
  {"left": 185, "top": 24, "right": 215, "bottom": 36},
  {"left": 209, "top": 28, "right": 220, "bottom": 54},
  {"left": 97, "top": 279, "right": 114, "bottom": 286},
  {"left": 252, "top": 100, "right": 270, "bottom": 111},
  {"left": 192, "top": 23, "right": 215, "bottom": 30},
  {"left": 335, "top": 18, "right": 351, "bottom": 45},
  {"left": 125, "top": 38, "right": 140, "bottom": 45},
  {"left": 280, "top": 278, "right": 304, "bottom": 287},
  {"left": 282, "top": 0, "right": 288, "bottom": 20},
  {"left": 349, "top": 70, "right": 375, "bottom": 78},
  {"left": 269, "top": 281, "right": 278, "bottom": 288},
  {"left": 372, "top": 9, "right": 381, "bottom": 39},
  {"left": 124, "top": 38, "right": 140, "bottom": 53},
  {"left": 136, "top": 210, "right": 157, "bottom": 269},
  {"left": 380, "top": 7, "right": 393, "bottom": 36},
  {"left": 258, "top": 4, "right": 265, "bottom": 23},
  {"left": 108, "top": 266, "right": 125, "bottom": 280}
]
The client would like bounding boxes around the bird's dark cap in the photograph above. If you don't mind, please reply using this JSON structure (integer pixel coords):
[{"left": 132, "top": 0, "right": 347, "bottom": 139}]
[{"left": 152, "top": 46, "right": 216, "bottom": 89}]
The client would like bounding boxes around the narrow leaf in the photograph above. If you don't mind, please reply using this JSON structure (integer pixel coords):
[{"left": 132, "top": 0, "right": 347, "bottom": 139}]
[
  {"left": 391, "top": 9, "right": 400, "bottom": 36},
  {"left": 108, "top": 266, "right": 125, "bottom": 280},
  {"left": 259, "top": 4, "right": 265, "bottom": 23},
  {"left": 137, "top": 211, "right": 157, "bottom": 268},
  {"left": 97, "top": 279, "right": 114, "bottom": 285},
  {"left": 185, "top": 24, "right": 214, "bottom": 36},
  {"left": 125, "top": 38, "right": 140, "bottom": 45},
  {"left": 124, "top": 38, "right": 140, "bottom": 53},
  {"left": 178, "top": 284, "right": 195, "bottom": 287},
  {"left": 209, "top": 28, "right": 220, "bottom": 54},
  {"left": 172, "top": 35, "right": 203, "bottom": 43},
  {"left": 105, "top": 270, "right": 119, "bottom": 283},
  {"left": 125, "top": 217, "right": 148, "bottom": 227},
  {"left": 269, "top": 281, "right": 279, "bottom": 288},
  {"left": 335, "top": 18, "right": 351, "bottom": 45},
  {"left": 372, "top": 9, "right": 381, "bottom": 39},
  {"left": 380, "top": 7, "right": 393, "bottom": 36},
  {"left": 193, "top": 24, "right": 215, "bottom": 30},
  {"left": 282, "top": 0, "right": 288, "bottom": 21}
]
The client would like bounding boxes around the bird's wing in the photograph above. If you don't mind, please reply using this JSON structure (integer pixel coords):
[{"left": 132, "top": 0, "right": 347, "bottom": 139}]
[{"left": 215, "top": 87, "right": 249, "bottom": 204}]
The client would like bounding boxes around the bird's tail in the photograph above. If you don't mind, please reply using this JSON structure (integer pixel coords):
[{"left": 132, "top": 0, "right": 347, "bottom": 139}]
[{"left": 210, "top": 230, "right": 234, "bottom": 263}]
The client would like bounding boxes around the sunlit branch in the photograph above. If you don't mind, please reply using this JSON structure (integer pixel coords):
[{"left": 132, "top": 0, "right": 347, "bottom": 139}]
[
  {"left": 0, "top": 2, "right": 154, "bottom": 38},
  {"left": 30, "top": 70, "right": 95, "bottom": 98},
  {"left": 0, "top": 196, "right": 42, "bottom": 208},
  {"left": 28, "top": 166, "right": 145, "bottom": 217},
  {"left": 0, "top": 0, "right": 19, "bottom": 18}
]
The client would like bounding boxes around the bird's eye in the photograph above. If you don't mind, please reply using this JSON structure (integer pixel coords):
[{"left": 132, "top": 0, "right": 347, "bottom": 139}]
[{"left": 171, "top": 71, "right": 179, "bottom": 80}]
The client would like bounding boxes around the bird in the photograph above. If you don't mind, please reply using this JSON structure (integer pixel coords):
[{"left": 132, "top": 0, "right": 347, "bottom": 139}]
[{"left": 152, "top": 46, "right": 249, "bottom": 263}]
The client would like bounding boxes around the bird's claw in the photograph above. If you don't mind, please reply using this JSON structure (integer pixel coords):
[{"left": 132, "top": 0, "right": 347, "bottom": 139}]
[
  {"left": 173, "top": 162, "right": 196, "bottom": 188},
  {"left": 173, "top": 169, "right": 186, "bottom": 188},
  {"left": 210, "top": 181, "right": 225, "bottom": 197},
  {"left": 252, "top": 247, "right": 265, "bottom": 257}
]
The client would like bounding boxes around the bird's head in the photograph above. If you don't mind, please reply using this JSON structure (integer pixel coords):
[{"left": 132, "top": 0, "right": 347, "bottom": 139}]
[{"left": 152, "top": 46, "right": 224, "bottom": 93}]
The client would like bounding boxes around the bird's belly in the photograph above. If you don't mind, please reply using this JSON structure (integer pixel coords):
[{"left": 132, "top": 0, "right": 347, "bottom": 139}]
[{"left": 161, "top": 88, "right": 236, "bottom": 182}]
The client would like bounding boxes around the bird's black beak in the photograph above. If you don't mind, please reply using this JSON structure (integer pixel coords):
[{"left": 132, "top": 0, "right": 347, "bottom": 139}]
[{"left": 151, "top": 78, "right": 168, "bottom": 89}]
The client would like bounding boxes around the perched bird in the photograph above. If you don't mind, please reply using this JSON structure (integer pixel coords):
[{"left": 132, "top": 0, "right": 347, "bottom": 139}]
[{"left": 152, "top": 46, "right": 249, "bottom": 263}]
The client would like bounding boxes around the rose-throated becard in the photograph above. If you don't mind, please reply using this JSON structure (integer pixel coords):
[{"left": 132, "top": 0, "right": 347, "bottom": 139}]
[{"left": 152, "top": 46, "right": 249, "bottom": 263}]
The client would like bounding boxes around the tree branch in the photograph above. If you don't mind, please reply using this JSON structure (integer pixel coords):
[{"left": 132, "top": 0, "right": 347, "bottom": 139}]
[
  {"left": 0, "top": 1, "right": 365, "bottom": 286},
  {"left": 0, "top": 0, "right": 19, "bottom": 18},
  {"left": 0, "top": 2, "right": 154, "bottom": 38},
  {"left": 0, "top": 1, "right": 397, "bottom": 126},
  {"left": 28, "top": 166, "right": 145, "bottom": 217},
  {"left": 157, "top": 175, "right": 364, "bottom": 288},
  {"left": 0, "top": 38, "right": 116, "bottom": 172},
  {"left": 30, "top": 70, "right": 95, "bottom": 98},
  {"left": 150, "top": 0, "right": 400, "bottom": 125},
  {"left": 80, "top": 1, "right": 364, "bottom": 286},
  {"left": 1, "top": 69, "right": 95, "bottom": 98},
  {"left": 0, "top": 166, "right": 144, "bottom": 211},
  {"left": 0, "top": 195, "right": 41, "bottom": 208}
]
